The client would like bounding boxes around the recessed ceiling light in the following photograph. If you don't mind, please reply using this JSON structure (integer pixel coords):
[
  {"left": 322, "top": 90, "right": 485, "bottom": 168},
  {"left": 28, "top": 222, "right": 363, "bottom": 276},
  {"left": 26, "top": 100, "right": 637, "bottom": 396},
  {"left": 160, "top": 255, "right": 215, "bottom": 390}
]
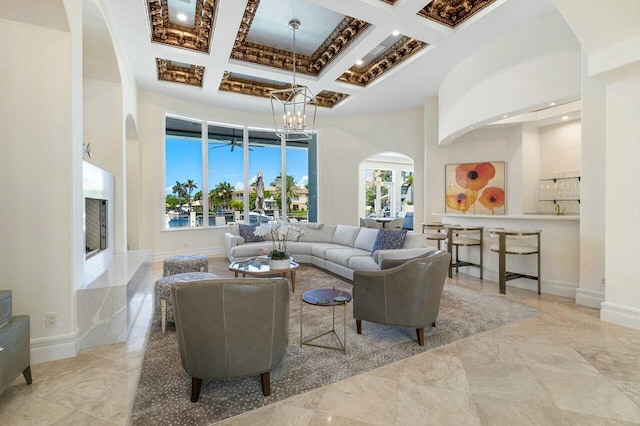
[
  {"left": 561, "top": 115, "right": 569, "bottom": 120},
  {"left": 176, "top": 13, "right": 187, "bottom": 21},
  {"left": 502, "top": 115, "right": 508, "bottom": 119},
  {"left": 549, "top": 102, "right": 557, "bottom": 106},
  {"left": 469, "top": 126, "right": 474, "bottom": 129},
  {"left": 392, "top": 30, "right": 400, "bottom": 36},
  {"left": 356, "top": 59, "right": 363, "bottom": 66}
]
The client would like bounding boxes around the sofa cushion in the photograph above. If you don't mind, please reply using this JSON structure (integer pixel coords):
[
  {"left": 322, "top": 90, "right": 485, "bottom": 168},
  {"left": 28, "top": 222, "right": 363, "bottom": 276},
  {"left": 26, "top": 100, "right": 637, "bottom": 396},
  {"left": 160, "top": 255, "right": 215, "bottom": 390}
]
[
  {"left": 230, "top": 242, "right": 267, "bottom": 259},
  {"left": 353, "top": 227, "right": 378, "bottom": 252},
  {"left": 347, "top": 255, "right": 380, "bottom": 272},
  {"left": 228, "top": 223, "right": 239, "bottom": 236},
  {"left": 238, "top": 224, "right": 264, "bottom": 243},
  {"left": 402, "top": 231, "right": 426, "bottom": 249},
  {"left": 331, "top": 225, "right": 361, "bottom": 247},
  {"left": 299, "top": 223, "right": 335, "bottom": 243},
  {"left": 284, "top": 241, "right": 314, "bottom": 256},
  {"left": 311, "top": 243, "right": 346, "bottom": 258},
  {"left": 325, "top": 248, "right": 371, "bottom": 267},
  {"left": 372, "top": 229, "right": 407, "bottom": 253}
]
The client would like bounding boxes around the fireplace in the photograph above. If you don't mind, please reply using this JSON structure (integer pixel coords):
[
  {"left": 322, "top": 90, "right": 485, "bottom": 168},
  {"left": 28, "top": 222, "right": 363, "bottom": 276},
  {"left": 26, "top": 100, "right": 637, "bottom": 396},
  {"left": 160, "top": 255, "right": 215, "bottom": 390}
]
[
  {"left": 83, "top": 161, "right": 115, "bottom": 285},
  {"left": 85, "top": 197, "right": 107, "bottom": 258}
]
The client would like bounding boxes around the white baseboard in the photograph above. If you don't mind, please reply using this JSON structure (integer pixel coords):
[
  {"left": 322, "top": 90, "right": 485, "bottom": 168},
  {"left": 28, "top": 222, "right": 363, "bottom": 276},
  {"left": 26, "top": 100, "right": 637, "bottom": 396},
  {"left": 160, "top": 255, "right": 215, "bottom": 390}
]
[
  {"left": 459, "top": 268, "right": 577, "bottom": 298},
  {"left": 152, "top": 247, "right": 226, "bottom": 262},
  {"left": 575, "top": 288, "right": 605, "bottom": 309},
  {"left": 601, "top": 302, "right": 640, "bottom": 330},
  {"left": 30, "top": 332, "right": 78, "bottom": 364}
]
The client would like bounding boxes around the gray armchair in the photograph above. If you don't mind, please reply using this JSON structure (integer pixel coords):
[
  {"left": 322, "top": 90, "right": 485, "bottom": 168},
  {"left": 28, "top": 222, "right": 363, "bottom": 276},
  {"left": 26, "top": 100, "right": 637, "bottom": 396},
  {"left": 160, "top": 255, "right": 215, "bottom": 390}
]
[
  {"left": 171, "top": 277, "right": 290, "bottom": 402},
  {"left": 352, "top": 250, "right": 451, "bottom": 345}
]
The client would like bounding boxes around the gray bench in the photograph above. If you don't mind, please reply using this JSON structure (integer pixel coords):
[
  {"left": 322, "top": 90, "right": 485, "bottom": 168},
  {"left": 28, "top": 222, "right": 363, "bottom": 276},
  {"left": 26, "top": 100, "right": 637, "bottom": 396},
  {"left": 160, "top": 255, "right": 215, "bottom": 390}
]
[{"left": 0, "top": 290, "right": 32, "bottom": 396}]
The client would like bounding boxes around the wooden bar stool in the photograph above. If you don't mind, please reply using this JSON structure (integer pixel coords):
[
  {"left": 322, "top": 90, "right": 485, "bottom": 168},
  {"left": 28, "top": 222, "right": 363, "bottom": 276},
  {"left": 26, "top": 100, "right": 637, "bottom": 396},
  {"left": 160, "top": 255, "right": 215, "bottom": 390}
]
[
  {"left": 489, "top": 229, "right": 541, "bottom": 295},
  {"left": 446, "top": 226, "right": 484, "bottom": 279}
]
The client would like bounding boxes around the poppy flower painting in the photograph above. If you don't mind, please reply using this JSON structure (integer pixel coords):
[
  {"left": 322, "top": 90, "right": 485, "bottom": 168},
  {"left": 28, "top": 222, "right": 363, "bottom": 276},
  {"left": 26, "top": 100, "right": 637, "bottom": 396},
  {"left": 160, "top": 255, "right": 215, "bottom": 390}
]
[{"left": 445, "top": 162, "right": 505, "bottom": 214}]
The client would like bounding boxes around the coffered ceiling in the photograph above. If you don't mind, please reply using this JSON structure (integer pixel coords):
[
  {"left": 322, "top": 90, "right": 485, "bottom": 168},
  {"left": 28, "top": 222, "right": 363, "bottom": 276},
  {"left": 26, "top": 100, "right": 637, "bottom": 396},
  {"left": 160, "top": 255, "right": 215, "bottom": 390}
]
[{"left": 108, "top": 0, "right": 556, "bottom": 117}]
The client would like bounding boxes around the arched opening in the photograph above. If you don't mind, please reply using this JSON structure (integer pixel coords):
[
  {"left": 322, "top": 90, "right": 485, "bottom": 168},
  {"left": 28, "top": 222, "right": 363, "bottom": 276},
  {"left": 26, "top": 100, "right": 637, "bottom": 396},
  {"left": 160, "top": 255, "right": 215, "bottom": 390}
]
[{"left": 358, "top": 152, "right": 414, "bottom": 225}]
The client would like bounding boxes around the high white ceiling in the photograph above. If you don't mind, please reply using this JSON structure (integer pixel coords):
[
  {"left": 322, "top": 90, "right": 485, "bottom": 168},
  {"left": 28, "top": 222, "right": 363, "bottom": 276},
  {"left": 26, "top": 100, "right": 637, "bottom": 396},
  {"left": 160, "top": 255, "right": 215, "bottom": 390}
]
[{"left": 107, "top": 0, "right": 557, "bottom": 117}]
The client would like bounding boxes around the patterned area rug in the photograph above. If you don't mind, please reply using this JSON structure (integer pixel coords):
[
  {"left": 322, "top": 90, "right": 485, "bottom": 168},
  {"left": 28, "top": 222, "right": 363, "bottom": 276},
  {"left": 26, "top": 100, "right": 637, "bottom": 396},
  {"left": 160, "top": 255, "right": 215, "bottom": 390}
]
[{"left": 130, "top": 259, "right": 540, "bottom": 425}]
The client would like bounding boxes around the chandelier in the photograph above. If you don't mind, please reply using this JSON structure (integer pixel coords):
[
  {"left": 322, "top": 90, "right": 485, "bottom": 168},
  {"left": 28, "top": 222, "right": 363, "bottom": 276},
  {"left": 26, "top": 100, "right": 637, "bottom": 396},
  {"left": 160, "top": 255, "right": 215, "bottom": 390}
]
[{"left": 270, "top": 19, "right": 317, "bottom": 141}]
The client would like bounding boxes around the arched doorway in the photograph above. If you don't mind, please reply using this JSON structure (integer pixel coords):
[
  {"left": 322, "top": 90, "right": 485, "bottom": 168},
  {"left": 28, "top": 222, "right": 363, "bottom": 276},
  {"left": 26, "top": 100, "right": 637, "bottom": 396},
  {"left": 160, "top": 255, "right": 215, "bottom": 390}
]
[{"left": 358, "top": 152, "right": 414, "bottom": 220}]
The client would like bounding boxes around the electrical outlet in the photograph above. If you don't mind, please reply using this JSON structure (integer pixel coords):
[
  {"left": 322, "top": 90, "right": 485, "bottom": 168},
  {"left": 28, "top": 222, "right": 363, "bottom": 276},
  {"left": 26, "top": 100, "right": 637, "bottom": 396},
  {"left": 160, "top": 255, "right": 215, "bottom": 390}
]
[
  {"left": 46, "top": 312, "right": 57, "bottom": 328},
  {"left": 601, "top": 277, "right": 605, "bottom": 285},
  {"left": 472, "top": 254, "right": 479, "bottom": 262},
  {"left": 184, "top": 242, "right": 188, "bottom": 248}
]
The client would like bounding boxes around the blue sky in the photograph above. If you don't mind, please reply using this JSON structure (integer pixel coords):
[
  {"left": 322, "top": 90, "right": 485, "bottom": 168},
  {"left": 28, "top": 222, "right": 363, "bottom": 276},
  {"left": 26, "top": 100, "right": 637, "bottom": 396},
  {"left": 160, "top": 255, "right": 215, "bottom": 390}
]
[{"left": 165, "top": 137, "right": 309, "bottom": 195}]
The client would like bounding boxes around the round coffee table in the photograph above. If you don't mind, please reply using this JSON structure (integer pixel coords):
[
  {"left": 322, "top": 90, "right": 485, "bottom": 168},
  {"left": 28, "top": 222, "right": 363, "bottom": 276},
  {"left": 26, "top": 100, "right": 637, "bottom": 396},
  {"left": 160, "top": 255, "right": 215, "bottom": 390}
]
[
  {"left": 300, "top": 288, "right": 352, "bottom": 354},
  {"left": 228, "top": 257, "right": 300, "bottom": 292}
]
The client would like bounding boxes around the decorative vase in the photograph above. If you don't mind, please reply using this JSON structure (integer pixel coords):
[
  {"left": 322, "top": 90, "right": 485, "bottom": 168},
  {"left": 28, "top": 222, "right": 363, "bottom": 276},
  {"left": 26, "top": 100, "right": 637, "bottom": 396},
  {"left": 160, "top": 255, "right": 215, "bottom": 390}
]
[{"left": 269, "top": 258, "right": 291, "bottom": 270}]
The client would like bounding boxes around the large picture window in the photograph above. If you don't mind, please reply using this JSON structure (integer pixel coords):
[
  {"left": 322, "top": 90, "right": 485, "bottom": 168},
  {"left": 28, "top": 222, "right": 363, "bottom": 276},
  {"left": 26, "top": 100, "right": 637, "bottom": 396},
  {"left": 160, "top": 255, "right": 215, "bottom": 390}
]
[{"left": 164, "top": 115, "right": 316, "bottom": 229}]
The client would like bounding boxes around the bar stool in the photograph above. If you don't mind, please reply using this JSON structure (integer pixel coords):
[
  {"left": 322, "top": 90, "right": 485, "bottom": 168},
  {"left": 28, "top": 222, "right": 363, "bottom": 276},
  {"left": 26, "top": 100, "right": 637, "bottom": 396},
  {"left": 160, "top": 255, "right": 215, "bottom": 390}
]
[
  {"left": 424, "top": 223, "right": 448, "bottom": 249},
  {"left": 446, "top": 226, "right": 484, "bottom": 279},
  {"left": 490, "top": 229, "right": 541, "bottom": 295}
]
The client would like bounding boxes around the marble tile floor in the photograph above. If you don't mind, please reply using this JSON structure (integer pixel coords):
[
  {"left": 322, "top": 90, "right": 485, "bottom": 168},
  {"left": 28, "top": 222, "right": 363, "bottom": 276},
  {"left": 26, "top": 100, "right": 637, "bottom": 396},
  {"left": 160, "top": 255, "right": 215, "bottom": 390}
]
[{"left": 1, "top": 260, "right": 638, "bottom": 426}]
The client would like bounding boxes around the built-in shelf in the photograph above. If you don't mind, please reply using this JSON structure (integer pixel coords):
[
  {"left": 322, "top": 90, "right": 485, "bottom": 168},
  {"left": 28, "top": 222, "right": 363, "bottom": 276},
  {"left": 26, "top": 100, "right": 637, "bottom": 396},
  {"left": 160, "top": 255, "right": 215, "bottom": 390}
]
[
  {"left": 539, "top": 199, "right": 581, "bottom": 203},
  {"left": 539, "top": 176, "right": 580, "bottom": 182}
]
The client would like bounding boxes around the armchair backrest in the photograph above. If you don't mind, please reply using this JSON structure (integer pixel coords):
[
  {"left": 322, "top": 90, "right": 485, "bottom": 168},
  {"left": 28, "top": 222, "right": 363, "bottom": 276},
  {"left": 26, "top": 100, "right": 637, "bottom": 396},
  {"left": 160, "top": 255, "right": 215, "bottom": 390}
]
[
  {"left": 353, "top": 250, "right": 451, "bottom": 327},
  {"left": 171, "top": 278, "right": 290, "bottom": 380}
]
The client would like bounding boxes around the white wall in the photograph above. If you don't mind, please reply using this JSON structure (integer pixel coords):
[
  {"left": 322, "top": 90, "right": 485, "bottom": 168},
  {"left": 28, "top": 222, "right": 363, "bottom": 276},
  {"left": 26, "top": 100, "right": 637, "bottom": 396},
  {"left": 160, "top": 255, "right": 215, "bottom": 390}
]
[
  {"left": 320, "top": 109, "right": 425, "bottom": 227},
  {"left": 425, "top": 123, "right": 524, "bottom": 218},
  {"left": 83, "top": 78, "right": 125, "bottom": 252},
  {"left": 0, "top": 17, "right": 77, "bottom": 354},
  {"left": 539, "top": 120, "right": 581, "bottom": 177},
  {"left": 438, "top": 10, "right": 582, "bottom": 143},
  {"left": 602, "top": 74, "right": 640, "bottom": 328},
  {"left": 577, "top": 52, "right": 606, "bottom": 308}
]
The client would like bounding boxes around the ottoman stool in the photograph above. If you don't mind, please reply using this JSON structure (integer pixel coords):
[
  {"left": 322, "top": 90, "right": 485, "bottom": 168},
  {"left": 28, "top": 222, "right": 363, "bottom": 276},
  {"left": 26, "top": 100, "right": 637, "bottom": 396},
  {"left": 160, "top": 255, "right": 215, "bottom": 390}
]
[
  {"left": 155, "top": 272, "right": 218, "bottom": 332},
  {"left": 163, "top": 254, "right": 208, "bottom": 277}
]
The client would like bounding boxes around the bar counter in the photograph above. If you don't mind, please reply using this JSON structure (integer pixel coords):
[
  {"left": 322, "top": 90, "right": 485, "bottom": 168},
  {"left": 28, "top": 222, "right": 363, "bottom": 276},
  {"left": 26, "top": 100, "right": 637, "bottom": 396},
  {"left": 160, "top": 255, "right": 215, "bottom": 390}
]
[{"left": 432, "top": 213, "right": 579, "bottom": 297}]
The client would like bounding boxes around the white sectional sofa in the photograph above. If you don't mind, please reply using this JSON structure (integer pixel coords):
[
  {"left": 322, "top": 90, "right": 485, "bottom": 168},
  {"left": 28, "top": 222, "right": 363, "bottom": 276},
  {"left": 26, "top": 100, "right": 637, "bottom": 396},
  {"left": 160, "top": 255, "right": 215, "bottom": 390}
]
[{"left": 225, "top": 223, "right": 435, "bottom": 281}]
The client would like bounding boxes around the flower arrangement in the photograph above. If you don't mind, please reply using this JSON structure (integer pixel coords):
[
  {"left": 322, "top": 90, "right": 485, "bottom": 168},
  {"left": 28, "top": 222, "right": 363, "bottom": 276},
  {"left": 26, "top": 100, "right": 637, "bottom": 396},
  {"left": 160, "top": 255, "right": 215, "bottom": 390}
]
[{"left": 253, "top": 221, "right": 304, "bottom": 260}]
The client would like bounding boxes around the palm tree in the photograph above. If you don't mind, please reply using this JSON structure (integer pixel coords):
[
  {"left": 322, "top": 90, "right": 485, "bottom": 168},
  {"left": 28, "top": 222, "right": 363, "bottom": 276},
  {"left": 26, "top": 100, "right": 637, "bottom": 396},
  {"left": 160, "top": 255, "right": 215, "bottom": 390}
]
[
  {"left": 209, "top": 181, "right": 234, "bottom": 211},
  {"left": 272, "top": 174, "right": 298, "bottom": 211},
  {"left": 171, "top": 181, "right": 186, "bottom": 209},
  {"left": 184, "top": 179, "right": 198, "bottom": 212}
]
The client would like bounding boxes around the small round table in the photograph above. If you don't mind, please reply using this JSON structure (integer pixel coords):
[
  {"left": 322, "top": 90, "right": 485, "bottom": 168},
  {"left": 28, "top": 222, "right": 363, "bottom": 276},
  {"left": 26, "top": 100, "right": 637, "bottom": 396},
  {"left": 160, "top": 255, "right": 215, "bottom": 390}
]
[
  {"left": 300, "top": 288, "right": 352, "bottom": 354},
  {"left": 228, "top": 258, "right": 300, "bottom": 292}
]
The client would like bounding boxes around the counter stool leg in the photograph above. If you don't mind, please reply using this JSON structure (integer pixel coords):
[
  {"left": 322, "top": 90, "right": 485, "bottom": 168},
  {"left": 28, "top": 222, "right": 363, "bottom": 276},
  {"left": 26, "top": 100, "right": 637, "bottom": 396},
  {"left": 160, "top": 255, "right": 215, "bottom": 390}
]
[
  {"left": 447, "top": 228, "right": 454, "bottom": 278},
  {"left": 537, "top": 233, "right": 541, "bottom": 295},
  {"left": 161, "top": 299, "right": 167, "bottom": 333},
  {"left": 498, "top": 233, "right": 506, "bottom": 295},
  {"left": 479, "top": 234, "right": 484, "bottom": 280}
]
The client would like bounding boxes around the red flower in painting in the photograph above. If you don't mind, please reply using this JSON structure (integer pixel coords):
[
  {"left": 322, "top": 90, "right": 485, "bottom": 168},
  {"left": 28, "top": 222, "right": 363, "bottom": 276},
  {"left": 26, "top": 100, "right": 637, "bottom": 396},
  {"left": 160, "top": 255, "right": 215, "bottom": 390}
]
[
  {"left": 478, "top": 187, "right": 505, "bottom": 210},
  {"left": 455, "top": 163, "right": 496, "bottom": 191},
  {"left": 446, "top": 190, "right": 477, "bottom": 212}
]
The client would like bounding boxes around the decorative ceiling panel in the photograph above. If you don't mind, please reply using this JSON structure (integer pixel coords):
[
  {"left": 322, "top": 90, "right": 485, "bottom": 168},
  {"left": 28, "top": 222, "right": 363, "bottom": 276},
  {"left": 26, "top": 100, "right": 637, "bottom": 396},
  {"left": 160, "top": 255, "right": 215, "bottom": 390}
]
[
  {"left": 157, "top": 59, "right": 205, "bottom": 87},
  {"left": 147, "top": 0, "right": 218, "bottom": 53},
  {"left": 230, "top": 0, "right": 370, "bottom": 76},
  {"left": 379, "top": 0, "right": 399, "bottom": 4},
  {"left": 418, "top": 0, "right": 496, "bottom": 28},
  {"left": 219, "top": 72, "right": 348, "bottom": 108},
  {"left": 337, "top": 37, "right": 427, "bottom": 87}
]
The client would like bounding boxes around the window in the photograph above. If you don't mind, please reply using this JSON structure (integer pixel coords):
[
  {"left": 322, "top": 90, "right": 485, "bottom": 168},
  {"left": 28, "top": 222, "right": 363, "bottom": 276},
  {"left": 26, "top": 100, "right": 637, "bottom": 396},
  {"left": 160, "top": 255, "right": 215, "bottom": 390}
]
[
  {"left": 165, "top": 117, "right": 203, "bottom": 228},
  {"left": 164, "top": 115, "right": 317, "bottom": 229}
]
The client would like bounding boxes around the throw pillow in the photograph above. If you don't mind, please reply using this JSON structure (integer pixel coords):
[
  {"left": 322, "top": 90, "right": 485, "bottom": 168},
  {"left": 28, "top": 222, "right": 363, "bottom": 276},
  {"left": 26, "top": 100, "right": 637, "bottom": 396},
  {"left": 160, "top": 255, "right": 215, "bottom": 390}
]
[
  {"left": 372, "top": 228, "right": 407, "bottom": 253},
  {"left": 238, "top": 224, "right": 264, "bottom": 243}
]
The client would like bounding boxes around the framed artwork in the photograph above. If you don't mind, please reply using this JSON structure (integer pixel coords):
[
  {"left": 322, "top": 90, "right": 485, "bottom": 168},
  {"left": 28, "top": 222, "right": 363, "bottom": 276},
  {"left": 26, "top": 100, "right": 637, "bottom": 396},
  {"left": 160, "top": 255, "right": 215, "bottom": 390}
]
[{"left": 445, "top": 161, "right": 505, "bottom": 215}]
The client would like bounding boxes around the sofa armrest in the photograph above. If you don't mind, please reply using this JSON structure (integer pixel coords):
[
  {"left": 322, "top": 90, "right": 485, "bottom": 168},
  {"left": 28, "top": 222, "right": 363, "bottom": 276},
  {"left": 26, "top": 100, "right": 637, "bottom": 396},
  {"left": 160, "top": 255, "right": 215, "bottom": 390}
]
[
  {"left": 373, "top": 248, "right": 435, "bottom": 267},
  {"left": 224, "top": 233, "right": 245, "bottom": 262}
]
